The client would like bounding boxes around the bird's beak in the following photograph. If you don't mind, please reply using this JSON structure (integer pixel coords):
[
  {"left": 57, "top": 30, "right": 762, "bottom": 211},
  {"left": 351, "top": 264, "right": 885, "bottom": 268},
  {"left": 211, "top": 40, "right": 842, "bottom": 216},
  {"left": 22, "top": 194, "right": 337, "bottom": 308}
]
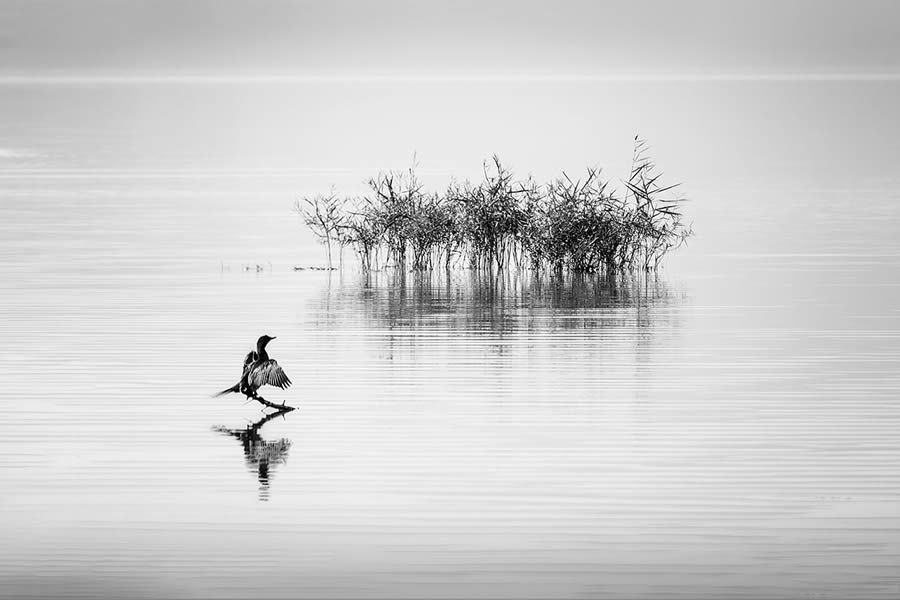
[{"left": 271, "top": 336, "right": 277, "bottom": 340}]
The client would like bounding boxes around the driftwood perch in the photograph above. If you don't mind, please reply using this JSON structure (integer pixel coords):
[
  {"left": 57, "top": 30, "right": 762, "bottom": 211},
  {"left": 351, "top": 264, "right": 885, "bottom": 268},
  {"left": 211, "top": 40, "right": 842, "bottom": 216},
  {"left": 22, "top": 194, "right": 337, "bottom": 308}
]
[{"left": 251, "top": 394, "right": 297, "bottom": 412}]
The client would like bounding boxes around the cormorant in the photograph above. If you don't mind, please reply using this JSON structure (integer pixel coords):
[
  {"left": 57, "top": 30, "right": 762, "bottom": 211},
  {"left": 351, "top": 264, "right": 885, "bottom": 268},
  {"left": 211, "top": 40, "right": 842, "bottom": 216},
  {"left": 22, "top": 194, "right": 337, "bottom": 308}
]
[{"left": 215, "top": 335, "right": 292, "bottom": 408}]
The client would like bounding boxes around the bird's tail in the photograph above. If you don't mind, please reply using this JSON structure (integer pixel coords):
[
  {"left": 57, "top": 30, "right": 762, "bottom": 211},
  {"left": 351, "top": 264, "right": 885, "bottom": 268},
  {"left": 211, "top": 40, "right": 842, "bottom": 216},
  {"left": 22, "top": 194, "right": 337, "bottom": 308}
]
[{"left": 212, "top": 383, "right": 240, "bottom": 398}]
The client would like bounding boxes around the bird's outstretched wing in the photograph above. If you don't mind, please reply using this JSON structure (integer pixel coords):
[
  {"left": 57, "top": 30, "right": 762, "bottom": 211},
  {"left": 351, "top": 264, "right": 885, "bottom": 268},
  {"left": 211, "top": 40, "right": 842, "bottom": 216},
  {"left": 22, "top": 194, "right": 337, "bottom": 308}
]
[
  {"left": 242, "top": 351, "right": 258, "bottom": 376},
  {"left": 248, "top": 359, "right": 292, "bottom": 390}
]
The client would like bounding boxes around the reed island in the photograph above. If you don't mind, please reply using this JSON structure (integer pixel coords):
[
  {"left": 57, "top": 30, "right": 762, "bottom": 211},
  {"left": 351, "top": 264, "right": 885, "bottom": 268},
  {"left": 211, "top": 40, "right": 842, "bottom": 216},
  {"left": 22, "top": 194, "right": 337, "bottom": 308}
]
[{"left": 296, "top": 138, "right": 692, "bottom": 274}]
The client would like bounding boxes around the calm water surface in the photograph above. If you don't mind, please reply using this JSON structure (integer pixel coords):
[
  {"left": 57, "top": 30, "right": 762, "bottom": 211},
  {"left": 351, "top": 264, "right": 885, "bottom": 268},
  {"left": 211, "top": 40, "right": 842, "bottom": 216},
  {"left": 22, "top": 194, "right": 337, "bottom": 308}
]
[{"left": 1, "top": 172, "right": 899, "bottom": 598}]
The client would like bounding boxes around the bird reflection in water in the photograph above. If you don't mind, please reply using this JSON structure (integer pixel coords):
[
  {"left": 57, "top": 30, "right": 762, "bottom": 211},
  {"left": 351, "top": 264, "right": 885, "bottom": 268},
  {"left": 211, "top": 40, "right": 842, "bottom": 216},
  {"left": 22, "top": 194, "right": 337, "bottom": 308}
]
[{"left": 212, "top": 409, "right": 293, "bottom": 501}]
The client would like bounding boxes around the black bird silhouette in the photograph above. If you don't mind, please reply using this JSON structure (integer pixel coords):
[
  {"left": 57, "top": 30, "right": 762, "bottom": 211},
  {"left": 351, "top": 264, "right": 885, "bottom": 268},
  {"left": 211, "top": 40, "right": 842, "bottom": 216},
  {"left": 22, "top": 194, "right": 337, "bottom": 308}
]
[{"left": 215, "top": 335, "right": 294, "bottom": 410}]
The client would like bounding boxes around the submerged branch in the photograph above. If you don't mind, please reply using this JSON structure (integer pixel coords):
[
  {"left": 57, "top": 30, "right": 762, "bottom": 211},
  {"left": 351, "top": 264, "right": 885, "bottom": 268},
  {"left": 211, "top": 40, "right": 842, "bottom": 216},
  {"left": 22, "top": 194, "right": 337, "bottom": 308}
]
[{"left": 253, "top": 396, "right": 297, "bottom": 412}]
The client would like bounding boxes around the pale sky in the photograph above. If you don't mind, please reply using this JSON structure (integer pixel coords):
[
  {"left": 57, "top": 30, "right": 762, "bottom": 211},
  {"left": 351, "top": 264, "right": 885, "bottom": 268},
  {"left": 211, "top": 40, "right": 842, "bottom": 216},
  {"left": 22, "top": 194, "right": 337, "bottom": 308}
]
[
  {"left": 2, "top": 0, "right": 899, "bottom": 204},
  {"left": 1, "top": 0, "right": 899, "bottom": 80}
]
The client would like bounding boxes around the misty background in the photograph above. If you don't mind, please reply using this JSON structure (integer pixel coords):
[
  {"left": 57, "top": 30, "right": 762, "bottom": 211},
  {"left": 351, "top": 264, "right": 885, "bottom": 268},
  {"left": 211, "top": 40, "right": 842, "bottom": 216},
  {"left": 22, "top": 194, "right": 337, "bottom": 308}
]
[{"left": 2, "top": 1, "right": 900, "bottom": 270}]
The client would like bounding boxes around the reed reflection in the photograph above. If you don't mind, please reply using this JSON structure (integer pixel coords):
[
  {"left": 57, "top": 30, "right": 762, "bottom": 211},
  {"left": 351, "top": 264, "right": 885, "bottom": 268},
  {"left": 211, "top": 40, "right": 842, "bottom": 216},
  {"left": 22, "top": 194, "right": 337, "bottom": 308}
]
[
  {"left": 212, "top": 409, "right": 293, "bottom": 502},
  {"left": 318, "top": 268, "right": 681, "bottom": 333}
]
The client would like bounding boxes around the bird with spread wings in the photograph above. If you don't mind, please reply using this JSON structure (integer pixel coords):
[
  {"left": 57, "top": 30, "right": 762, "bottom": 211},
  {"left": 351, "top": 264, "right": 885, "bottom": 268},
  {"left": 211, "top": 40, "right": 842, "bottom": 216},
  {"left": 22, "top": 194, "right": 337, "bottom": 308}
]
[{"left": 215, "top": 335, "right": 294, "bottom": 410}]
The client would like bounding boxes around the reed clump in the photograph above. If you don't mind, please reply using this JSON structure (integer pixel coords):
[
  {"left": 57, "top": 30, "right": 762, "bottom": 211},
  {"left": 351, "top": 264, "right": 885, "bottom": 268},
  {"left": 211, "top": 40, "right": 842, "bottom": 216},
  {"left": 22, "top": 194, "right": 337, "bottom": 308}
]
[{"left": 296, "top": 137, "right": 692, "bottom": 273}]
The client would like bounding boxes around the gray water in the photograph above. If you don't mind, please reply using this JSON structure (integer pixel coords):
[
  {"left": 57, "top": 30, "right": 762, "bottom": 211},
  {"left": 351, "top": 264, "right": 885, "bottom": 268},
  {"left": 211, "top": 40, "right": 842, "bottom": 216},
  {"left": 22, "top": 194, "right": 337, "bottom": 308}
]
[{"left": 2, "top": 82, "right": 900, "bottom": 598}]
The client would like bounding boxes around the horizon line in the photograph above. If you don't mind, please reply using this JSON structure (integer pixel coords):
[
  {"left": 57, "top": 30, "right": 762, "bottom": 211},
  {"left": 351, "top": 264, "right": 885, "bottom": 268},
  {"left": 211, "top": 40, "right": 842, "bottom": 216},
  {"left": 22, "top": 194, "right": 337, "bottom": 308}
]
[{"left": 2, "top": 72, "right": 900, "bottom": 84}]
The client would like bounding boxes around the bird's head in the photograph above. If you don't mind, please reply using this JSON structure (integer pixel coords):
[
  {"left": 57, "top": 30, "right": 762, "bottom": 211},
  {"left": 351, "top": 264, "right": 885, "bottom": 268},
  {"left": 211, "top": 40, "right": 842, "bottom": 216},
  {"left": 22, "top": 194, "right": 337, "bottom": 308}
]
[{"left": 257, "top": 334, "right": 277, "bottom": 348}]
